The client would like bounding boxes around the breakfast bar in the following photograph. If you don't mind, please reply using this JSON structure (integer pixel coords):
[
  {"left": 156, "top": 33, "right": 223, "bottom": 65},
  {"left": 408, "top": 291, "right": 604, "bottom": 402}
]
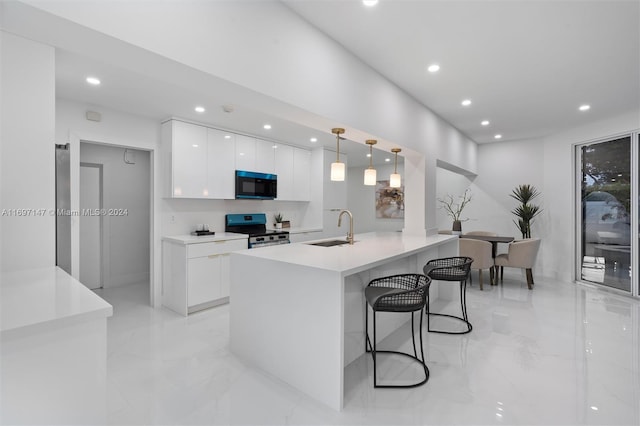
[{"left": 230, "top": 232, "right": 457, "bottom": 410}]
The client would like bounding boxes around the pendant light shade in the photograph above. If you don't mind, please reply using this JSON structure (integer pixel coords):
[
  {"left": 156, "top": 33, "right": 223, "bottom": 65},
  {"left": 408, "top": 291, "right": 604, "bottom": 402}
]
[
  {"left": 331, "top": 162, "right": 345, "bottom": 181},
  {"left": 364, "top": 168, "right": 377, "bottom": 186},
  {"left": 331, "top": 128, "right": 345, "bottom": 182},
  {"left": 364, "top": 139, "right": 377, "bottom": 186},
  {"left": 390, "top": 148, "right": 402, "bottom": 188}
]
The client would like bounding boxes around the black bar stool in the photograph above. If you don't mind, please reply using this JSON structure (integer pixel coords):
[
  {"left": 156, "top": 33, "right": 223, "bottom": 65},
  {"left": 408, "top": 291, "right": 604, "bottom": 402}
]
[
  {"left": 423, "top": 257, "right": 473, "bottom": 335},
  {"left": 364, "top": 273, "right": 431, "bottom": 388}
]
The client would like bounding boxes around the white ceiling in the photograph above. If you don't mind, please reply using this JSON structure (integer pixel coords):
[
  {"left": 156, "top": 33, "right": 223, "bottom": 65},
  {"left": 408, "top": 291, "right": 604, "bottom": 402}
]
[
  {"left": 284, "top": 0, "right": 640, "bottom": 144},
  {"left": 52, "top": 0, "right": 639, "bottom": 165}
]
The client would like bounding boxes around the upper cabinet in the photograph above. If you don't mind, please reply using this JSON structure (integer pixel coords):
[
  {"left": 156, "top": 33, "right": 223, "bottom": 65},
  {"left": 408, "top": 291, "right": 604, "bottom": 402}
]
[
  {"left": 207, "top": 128, "right": 235, "bottom": 199},
  {"left": 292, "top": 148, "right": 311, "bottom": 201},
  {"left": 235, "top": 136, "right": 275, "bottom": 174},
  {"left": 163, "top": 120, "right": 208, "bottom": 198},
  {"left": 275, "top": 144, "right": 310, "bottom": 201},
  {"left": 275, "top": 144, "right": 294, "bottom": 200},
  {"left": 162, "top": 119, "right": 309, "bottom": 200}
]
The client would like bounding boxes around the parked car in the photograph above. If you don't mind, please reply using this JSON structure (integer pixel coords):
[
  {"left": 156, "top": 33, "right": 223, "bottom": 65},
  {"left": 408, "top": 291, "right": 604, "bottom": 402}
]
[{"left": 583, "top": 191, "right": 630, "bottom": 245}]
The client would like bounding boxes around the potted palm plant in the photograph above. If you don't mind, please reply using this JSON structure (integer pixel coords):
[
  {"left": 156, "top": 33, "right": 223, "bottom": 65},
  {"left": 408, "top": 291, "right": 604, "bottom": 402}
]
[
  {"left": 510, "top": 184, "right": 542, "bottom": 238},
  {"left": 438, "top": 189, "right": 472, "bottom": 234}
]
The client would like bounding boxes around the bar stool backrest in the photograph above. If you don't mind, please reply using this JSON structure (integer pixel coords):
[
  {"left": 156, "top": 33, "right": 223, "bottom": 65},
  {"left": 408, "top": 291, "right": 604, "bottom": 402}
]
[{"left": 423, "top": 256, "right": 473, "bottom": 282}]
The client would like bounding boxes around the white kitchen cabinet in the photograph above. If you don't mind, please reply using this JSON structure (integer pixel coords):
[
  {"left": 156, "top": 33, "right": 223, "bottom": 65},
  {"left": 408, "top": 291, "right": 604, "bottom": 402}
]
[
  {"left": 274, "top": 145, "right": 310, "bottom": 201},
  {"left": 293, "top": 148, "right": 311, "bottom": 201},
  {"left": 163, "top": 120, "right": 208, "bottom": 198},
  {"left": 235, "top": 136, "right": 275, "bottom": 174},
  {"left": 162, "top": 235, "right": 248, "bottom": 316},
  {"left": 235, "top": 135, "right": 255, "bottom": 172},
  {"left": 275, "top": 144, "right": 294, "bottom": 200},
  {"left": 162, "top": 118, "right": 306, "bottom": 200},
  {"left": 207, "top": 128, "right": 235, "bottom": 199},
  {"left": 255, "top": 139, "right": 276, "bottom": 174}
]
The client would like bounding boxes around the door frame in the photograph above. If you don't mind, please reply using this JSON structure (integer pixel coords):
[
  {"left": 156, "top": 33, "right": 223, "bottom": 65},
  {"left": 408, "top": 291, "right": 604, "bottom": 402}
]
[
  {"left": 68, "top": 131, "right": 158, "bottom": 307},
  {"left": 79, "top": 162, "right": 104, "bottom": 289},
  {"left": 574, "top": 131, "right": 639, "bottom": 298}
]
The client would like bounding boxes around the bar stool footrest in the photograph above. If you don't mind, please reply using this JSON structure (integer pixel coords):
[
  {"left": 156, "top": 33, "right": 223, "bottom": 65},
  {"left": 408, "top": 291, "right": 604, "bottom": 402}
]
[
  {"left": 427, "top": 312, "right": 473, "bottom": 334},
  {"left": 367, "top": 349, "right": 429, "bottom": 388}
]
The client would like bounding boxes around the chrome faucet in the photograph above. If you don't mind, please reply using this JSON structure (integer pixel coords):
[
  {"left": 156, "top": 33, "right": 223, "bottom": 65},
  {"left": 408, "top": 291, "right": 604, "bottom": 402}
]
[{"left": 337, "top": 209, "right": 354, "bottom": 245}]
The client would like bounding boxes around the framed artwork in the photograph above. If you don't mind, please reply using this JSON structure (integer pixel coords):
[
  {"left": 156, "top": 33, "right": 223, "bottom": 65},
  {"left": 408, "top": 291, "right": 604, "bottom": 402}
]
[{"left": 375, "top": 180, "right": 404, "bottom": 219}]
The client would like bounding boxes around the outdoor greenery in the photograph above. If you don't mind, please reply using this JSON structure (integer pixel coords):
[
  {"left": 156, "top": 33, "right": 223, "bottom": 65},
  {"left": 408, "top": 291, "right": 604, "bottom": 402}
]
[
  {"left": 581, "top": 137, "right": 631, "bottom": 215},
  {"left": 510, "top": 184, "right": 542, "bottom": 239}
]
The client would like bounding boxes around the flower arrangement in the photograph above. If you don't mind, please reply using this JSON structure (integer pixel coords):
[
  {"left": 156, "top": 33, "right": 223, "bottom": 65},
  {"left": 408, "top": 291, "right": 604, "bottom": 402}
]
[{"left": 438, "top": 189, "right": 472, "bottom": 232}]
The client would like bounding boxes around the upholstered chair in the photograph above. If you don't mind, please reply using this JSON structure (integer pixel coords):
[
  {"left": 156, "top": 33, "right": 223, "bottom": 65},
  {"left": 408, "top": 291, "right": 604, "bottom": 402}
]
[
  {"left": 464, "top": 231, "right": 498, "bottom": 237},
  {"left": 459, "top": 238, "right": 494, "bottom": 290},
  {"left": 494, "top": 238, "right": 541, "bottom": 289}
]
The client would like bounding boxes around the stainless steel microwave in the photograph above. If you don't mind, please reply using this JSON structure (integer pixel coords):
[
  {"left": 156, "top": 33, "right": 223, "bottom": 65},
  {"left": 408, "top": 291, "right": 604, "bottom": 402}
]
[{"left": 235, "top": 170, "right": 277, "bottom": 200}]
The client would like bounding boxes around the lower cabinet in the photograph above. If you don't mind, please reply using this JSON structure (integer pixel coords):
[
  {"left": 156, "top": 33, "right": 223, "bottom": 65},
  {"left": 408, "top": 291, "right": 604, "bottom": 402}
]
[{"left": 162, "top": 238, "right": 247, "bottom": 316}]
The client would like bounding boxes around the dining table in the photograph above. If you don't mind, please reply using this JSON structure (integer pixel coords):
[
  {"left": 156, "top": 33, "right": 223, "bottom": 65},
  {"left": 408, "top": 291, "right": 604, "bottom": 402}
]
[{"left": 460, "top": 234, "right": 515, "bottom": 285}]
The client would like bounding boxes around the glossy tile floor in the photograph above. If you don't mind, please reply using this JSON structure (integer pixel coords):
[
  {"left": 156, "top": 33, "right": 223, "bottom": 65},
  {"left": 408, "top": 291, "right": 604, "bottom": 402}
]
[{"left": 96, "top": 271, "right": 640, "bottom": 425}]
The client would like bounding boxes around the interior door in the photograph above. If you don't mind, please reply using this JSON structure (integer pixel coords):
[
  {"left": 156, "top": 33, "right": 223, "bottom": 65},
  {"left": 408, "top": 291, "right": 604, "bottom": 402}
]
[{"left": 79, "top": 164, "right": 102, "bottom": 290}]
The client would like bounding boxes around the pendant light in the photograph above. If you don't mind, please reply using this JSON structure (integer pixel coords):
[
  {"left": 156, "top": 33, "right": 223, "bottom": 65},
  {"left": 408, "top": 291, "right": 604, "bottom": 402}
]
[
  {"left": 390, "top": 148, "right": 402, "bottom": 188},
  {"left": 330, "top": 128, "right": 345, "bottom": 181},
  {"left": 364, "top": 139, "right": 377, "bottom": 186}
]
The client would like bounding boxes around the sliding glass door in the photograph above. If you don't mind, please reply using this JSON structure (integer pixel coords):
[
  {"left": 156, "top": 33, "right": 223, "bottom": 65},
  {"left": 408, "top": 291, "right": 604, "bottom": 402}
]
[{"left": 578, "top": 136, "right": 632, "bottom": 292}]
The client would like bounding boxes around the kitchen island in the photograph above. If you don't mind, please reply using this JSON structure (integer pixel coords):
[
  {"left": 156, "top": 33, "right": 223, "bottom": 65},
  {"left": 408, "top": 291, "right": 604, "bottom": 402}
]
[
  {"left": 230, "top": 231, "right": 457, "bottom": 410},
  {"left": 1, "top": 267, "right": 113, "bottom": 424}
]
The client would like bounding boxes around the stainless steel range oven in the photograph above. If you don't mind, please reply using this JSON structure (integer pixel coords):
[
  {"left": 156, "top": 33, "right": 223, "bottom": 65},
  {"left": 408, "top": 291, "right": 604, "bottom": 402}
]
[{"left": 225, "top": 213, "right": 290, "bottom": 249}]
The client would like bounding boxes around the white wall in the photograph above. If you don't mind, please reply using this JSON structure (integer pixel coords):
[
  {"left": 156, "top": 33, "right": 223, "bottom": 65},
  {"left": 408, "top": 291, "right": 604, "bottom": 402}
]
[
  {"left": 474, "top": 110, "right": 640, "bottom": 281},
  {"left": 435, "top": 167, "right": 476, "bottom": 232},
  {"left": 56, "top": 99, "right": 162, "bottom": 302},
  {"left": 0, "top": 32, "right": 55, "bottom": 272},
  {"left": 348, "top": 163, "right": 405, "bottom": 233},
  {"left": 80, "top": 143, "right": 150, "bottom": 287},
  {"left": 17, "top": 0, "right": 478, "bottom": 235},
  {"left": 541, "top": 111, "right": 640, "bottom": 281}
]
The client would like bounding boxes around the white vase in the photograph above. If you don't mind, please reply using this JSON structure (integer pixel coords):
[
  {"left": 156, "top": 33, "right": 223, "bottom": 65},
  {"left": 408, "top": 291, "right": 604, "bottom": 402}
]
[{"left": 275, "top": 223, "right": 282, "bottom": 230}]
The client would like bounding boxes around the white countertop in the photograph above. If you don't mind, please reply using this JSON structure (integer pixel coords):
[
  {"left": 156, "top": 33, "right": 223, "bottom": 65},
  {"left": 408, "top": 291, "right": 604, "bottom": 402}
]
[
  {"left": 233, "top": 231, "right": 457, "bottom": 276},
  {"left": 1, "top": 266, "right": 113, "bottom": 335},
  {"left": 162, "top": 232, "right": 248, "bottom": 245}
]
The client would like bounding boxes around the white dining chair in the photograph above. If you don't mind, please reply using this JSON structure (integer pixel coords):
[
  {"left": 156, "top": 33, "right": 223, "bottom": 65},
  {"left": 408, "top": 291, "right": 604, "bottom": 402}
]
[
  {"left": 494, "top": 238, "right": 541, "bottom": 289},
  {"left": 459, "top": 238, "right": 494, "bottom": 290}
]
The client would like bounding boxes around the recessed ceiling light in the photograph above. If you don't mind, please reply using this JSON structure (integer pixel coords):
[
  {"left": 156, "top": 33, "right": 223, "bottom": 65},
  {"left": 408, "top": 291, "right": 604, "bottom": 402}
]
[
  {"left": 194, "top": 106, "right": 205, "bottom": 113},
  {"left": 494, "top": 134, "right": 502, "bottom": 139},
  {"left": 385, "top": 158, "right": 391, "bottom": 162},
  {"left": 363, "top": 0, "right": 378, "bottom": 6},
  {"left": 481, "top": 120, "right": 490, "bottom": 126},
  {"left": 310, "top": 137, "right": 318, "bottom": 143},
  {"left": 224, "top": 135, "right": 231, "bottom": 139},
  {"left": 86, "top": 76, "right": 101, "bottom": 85},
  {"left": 590, "top": 406, "right": 598, "bottom": 411},
  {"left": 461, "top": 99, "right": 472, "bottom": 107},
  {"left": 272, "top": 145, "right": 278, "bottom": 149},
  {"left": 192, "top": 144, "right": 199, "bottom": 148},
  {"left": 427, "top": 64, "right": 440, "bottom": 73},
  {"left": 366, "top": 153, "right": 372, "bottom": 158},
  {"left": 579, "top": 104, "right": 591, "bottom": 111},
  {"left": 263, "top": 124, "right": 272, "bottom": 130}
]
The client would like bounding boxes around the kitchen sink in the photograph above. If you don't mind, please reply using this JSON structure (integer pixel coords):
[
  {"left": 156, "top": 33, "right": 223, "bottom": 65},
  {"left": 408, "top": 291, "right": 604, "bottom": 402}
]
[{"left": 307, "top": 239, "right": 352, "bottom": 247}]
